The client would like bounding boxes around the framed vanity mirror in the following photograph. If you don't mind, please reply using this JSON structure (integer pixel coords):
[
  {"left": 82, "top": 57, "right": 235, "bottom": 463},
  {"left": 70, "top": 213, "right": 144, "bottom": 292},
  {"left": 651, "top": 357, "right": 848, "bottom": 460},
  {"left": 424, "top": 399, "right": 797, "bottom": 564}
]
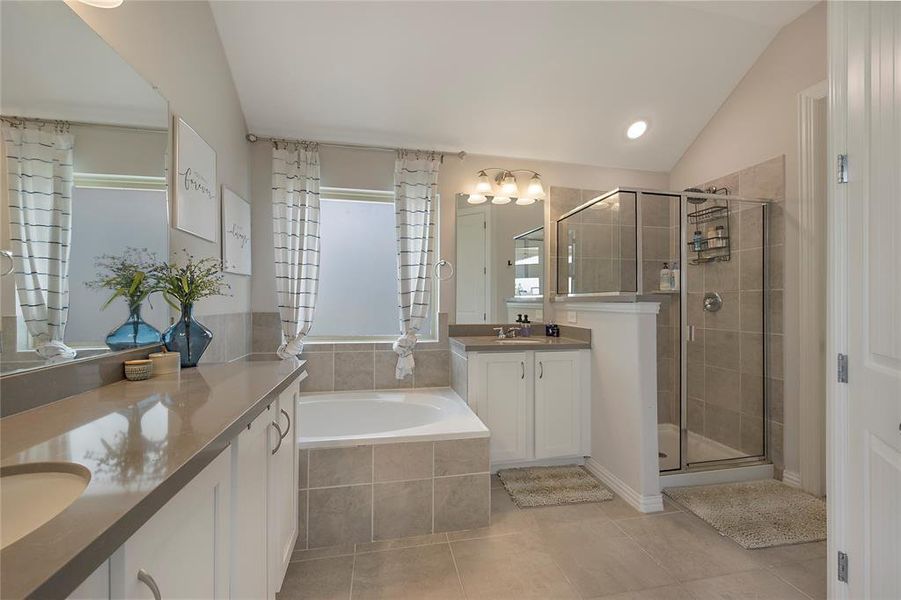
[
  {"left": 454, "top": 193, "right": 544, "bottom": 324},
  {"left": 0, "top": 1, "right": 170, "bottom": 376}
]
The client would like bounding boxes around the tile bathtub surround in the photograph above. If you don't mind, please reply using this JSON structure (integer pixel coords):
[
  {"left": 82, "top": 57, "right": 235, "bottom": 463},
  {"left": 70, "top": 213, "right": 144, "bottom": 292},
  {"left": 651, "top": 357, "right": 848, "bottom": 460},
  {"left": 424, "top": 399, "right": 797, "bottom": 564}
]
[
  {"left": 197, "top": 311, "right": 253, "bottom": 364},
  {"left": 254, "top": 312, "right": 451, "bottom": 392},
  {"left": 297, "top": 438, "right": 490, "bottom": 549}
]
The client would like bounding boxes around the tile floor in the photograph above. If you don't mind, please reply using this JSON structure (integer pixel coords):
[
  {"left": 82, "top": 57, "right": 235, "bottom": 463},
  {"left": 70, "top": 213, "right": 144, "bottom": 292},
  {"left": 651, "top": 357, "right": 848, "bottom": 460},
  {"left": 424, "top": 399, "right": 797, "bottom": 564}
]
[{"left": 277, "top": 475, "right": 826, "bottom": 600}]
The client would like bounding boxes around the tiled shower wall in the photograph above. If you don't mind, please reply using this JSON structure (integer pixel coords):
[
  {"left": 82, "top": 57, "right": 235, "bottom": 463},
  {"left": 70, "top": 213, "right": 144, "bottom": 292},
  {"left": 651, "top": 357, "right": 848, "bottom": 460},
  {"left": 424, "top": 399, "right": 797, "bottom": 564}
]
[
  {"left": 686, "top": 156, "right": 785, "bottom": 475},
  {"left": 251, "top": 312, "right": 451, "bottom": 391}
]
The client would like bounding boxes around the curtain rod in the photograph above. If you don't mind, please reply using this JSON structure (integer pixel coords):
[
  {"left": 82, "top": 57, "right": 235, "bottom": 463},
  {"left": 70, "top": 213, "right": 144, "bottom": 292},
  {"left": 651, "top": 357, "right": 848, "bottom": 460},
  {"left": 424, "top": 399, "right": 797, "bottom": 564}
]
[
  {"left": 1, "top": 115, "right": 167, "bottom": 134},
  {"left": 245, "top": 132, "right": 466, "bottom": 161}
]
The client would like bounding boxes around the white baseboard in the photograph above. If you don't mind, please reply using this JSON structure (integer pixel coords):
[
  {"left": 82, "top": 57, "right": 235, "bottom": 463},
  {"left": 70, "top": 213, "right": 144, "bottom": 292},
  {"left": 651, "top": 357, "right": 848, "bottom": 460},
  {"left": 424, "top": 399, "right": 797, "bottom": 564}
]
[
  {"left": 584, "top": 457, "right": 663, "bottom": 513},
  {"left": 782, "top": 470, "right": 802, "bottom": 488},
  {"left": 491, "top": 456, "right": 585, "bottom": 474}
]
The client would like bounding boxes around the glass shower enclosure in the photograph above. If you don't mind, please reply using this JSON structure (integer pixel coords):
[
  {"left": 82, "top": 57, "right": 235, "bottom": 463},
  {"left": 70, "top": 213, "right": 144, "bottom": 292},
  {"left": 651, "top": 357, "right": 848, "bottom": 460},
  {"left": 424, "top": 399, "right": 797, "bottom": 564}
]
[{"left": 556, "top": 188, "right": 771, "bottom": 473}]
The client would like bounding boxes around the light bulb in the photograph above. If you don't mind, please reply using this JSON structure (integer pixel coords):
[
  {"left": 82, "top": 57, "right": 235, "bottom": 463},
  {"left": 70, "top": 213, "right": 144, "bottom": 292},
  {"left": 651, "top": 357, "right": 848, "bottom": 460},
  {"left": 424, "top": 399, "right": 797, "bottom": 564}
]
[
  {"left": 516, "top": 197, "right": 537, "bottom": 206},
  {"left": 467, "top": 194, "right": 487, "bottom": 205},
  {"left": 526, "top": 174, "right": 544, "bottom": 197},
  {"left": 475, "top": 171, "right": 492, "bottom": 193},
  {"left": 500, "top": 172, "right": 518, "bottom": 195},
  {"left": 77, "top": 0, "right": 124, "bottom": 6},
  {"left": 491, "top": 196, "right": 511, "bottom": 205},
  {"left": 627, "top": 120, "right": 648, "bottom": 140}
]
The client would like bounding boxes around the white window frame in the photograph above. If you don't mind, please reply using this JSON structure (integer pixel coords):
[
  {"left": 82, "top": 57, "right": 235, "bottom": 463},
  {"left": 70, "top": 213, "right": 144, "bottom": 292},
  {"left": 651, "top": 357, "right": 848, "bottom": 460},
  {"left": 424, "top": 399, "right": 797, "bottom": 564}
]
[{"left": 305, "top": 187, "right": 439, "bottom": 344}]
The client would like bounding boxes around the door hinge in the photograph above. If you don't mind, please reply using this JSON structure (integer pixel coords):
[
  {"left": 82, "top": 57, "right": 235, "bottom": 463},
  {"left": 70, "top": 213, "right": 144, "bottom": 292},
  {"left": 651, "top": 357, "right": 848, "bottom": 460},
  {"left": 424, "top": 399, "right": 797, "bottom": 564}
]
[
  {"left": 837, "top": 353, "right": 849, "bottom": 383},
  {"left": 837, "top": 154, "right": 848, "bottom": 184},
  {"left": 837, "top": 551, "right": 849, "bottom": 583}
]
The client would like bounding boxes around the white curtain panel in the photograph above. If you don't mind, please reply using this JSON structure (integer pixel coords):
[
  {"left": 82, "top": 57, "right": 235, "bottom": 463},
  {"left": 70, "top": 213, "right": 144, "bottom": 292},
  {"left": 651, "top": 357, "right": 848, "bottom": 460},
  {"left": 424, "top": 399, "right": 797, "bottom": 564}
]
[
  {"left": 393, "top": 151, "right": 439, "bottom": 379},
  {"left": 2, "top": 123, "right": 76, "bottom": 360},
  {"left": 272, "top": 141, "right": 320, "bottom": 359}
]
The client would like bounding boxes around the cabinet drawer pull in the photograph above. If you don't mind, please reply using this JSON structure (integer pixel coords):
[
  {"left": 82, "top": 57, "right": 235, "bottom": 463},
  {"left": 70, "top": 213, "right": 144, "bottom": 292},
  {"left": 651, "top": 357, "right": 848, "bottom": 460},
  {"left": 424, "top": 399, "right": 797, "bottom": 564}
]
[
  {"left": 137, "top": 569, "right": 162, "bottom": 600},
  {"left": 520, "top": 361, "right": 525, "bottom": 379},
  {"left": 271, "top": 421, "right": 284, "bottom": 455},
  {"left": 279, "top": 408, "right": 291, "bottom": 440},
  {"left": 538, "top": 362, "right": 543, "bottom": 379}
]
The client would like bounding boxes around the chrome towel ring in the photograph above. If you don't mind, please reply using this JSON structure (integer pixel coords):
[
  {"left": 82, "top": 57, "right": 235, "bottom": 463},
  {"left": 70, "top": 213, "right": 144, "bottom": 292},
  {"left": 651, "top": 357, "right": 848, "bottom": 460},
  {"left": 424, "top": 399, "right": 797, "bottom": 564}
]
[
  {"left": 434, "top": 259, "right": 455, "bottom": 281},
  {"left": 0, "top": 250, "right": 13, "bottom": 277}
]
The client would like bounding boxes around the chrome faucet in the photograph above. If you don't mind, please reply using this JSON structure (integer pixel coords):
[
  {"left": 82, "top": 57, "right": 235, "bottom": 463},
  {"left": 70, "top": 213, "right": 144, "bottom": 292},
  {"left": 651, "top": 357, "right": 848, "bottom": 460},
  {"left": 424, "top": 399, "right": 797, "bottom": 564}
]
[{"left": 493, "top": 326, "right": 522, "bottom": 339}]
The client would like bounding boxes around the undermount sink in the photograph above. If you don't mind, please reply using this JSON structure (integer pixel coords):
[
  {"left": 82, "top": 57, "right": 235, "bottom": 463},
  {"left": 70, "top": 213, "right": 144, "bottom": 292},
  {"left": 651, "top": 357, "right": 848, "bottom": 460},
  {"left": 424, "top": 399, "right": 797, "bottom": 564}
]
[
  {"left": 494, "top": 338, "right": 542, "bottom": 344},
  {"left": 1, "top": 462, "right": 90, "bottom": 549}
]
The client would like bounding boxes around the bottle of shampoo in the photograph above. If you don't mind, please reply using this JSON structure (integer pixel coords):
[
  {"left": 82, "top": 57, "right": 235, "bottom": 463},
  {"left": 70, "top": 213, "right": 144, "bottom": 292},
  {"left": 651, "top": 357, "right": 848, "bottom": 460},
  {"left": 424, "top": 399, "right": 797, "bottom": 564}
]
[
  {"left": 660, "top": 263, "right": 672, "bottom": 291},
  {"left": 671, "top": 261, "right": 681, "bottom": 291}
]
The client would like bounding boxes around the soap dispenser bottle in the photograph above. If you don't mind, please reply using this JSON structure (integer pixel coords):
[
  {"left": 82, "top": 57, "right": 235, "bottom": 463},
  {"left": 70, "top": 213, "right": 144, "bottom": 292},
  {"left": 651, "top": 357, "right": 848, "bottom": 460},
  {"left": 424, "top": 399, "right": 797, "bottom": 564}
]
[
  {"left": 660, "top": 263, "right": 672, "bottom": 291},
  {"left": 521, "top": 315, "right": 532, "bottom": 337}
]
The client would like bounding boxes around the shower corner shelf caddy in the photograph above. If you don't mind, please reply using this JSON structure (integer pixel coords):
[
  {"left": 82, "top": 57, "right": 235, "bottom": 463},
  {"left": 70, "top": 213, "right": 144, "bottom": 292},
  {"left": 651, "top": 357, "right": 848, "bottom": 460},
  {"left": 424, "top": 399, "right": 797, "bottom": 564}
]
[{"left": 686, "top": 203, "right": 732, "bottom": 265}]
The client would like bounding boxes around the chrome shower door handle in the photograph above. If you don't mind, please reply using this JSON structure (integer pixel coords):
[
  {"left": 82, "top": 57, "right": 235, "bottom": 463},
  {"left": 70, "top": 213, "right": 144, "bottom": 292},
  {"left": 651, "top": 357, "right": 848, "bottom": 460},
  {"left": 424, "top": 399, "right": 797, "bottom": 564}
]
[
  {"left": 137, "top": 569, "right": 162, "bottom": 600},
  {"left": 271, "top": 421, "right": 284, "bottom": 455},
  {"left": 520, "top": 361, "right": 525, "bottom": 379},
  {"left": 279, "top": 408, "right": 291, "bottom": 440}
]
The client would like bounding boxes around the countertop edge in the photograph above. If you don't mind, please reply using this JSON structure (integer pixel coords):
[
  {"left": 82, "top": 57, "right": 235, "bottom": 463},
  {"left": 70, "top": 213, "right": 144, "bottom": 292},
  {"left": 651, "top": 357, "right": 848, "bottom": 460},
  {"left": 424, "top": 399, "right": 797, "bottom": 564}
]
[
  {"left": 449, "top": 336, "right": 591, "bottom": 352},
  {"left": 23, "top": 361, "right": 307, "bottom": 600}
]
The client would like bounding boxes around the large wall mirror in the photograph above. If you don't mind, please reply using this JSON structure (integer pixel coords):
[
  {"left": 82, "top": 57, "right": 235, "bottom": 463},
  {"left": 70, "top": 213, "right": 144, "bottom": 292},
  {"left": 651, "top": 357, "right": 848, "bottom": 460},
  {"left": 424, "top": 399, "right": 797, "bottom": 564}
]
[
  {"left": 1, "top": 1, "right": 170, "bottom": 375},
  {"left": 455, "top": 193, "right": 544, "bottom": 324}
]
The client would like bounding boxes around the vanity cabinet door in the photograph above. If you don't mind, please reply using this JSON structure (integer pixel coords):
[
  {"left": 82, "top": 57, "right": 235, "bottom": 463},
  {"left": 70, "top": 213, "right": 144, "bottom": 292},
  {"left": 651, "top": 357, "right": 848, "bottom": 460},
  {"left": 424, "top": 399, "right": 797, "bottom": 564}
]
[
  {"left": 110, "top": 449, "right": 231, "bottom": 600},
  {"left": 268, "top": 386, "right": 298, "bottom": 597},
  {"left": 534, "top": 350, "right": 584, "bottom": 459},
  {"left": 231, "top": 409, "right": 271, "bottom": 600},
  {"left": 473, "top": 351, "right": 533, "bottom": 463}
]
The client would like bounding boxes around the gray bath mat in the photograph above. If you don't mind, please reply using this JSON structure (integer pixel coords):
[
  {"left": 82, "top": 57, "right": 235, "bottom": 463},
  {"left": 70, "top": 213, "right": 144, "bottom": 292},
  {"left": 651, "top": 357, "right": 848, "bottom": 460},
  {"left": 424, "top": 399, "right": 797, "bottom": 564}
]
[
  {"left": 497, "top": 465, "right": 613, "bottom": 508},
  {"left": 664, "top": 479, "right": 826, "bottom": 549}
]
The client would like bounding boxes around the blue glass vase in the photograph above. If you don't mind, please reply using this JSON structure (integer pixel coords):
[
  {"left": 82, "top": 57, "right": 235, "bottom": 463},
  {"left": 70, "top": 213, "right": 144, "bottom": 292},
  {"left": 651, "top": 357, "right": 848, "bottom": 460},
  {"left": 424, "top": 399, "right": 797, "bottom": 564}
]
[
  {"left": 162, "top": 304, "right": 213, "bottom": 368},
  {"left": 106, "top": 304, "right": 162, "bottom": 350}
]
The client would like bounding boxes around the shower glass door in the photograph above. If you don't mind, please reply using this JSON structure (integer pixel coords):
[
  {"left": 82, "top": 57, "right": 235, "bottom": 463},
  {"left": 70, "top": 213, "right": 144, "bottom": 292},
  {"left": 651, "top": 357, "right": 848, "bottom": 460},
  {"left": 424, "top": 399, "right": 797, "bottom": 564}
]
[{"left": 682, "top": 196, "right": 767, "bottom": 466}]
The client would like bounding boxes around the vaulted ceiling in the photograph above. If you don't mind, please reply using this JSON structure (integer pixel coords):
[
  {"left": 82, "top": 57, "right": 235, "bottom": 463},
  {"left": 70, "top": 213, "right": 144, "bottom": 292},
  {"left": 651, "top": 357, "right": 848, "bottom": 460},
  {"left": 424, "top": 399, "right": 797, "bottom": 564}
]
[{"left": 212, "top": 1, "right": 817, "bottom": 172}]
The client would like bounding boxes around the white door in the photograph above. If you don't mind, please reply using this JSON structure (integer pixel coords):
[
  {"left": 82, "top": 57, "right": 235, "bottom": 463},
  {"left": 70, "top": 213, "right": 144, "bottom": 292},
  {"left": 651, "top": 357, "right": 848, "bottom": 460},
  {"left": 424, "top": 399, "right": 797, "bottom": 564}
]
[
  {"left": 231, "top": 410, "right": 270, "bottom": 600},
  {"left": 456, "top": 208, "right": 489, "bottom": 323},
  {"left": 268, "top": 388, "right": 298, "bottom": 597},
  {"left": 475, "top": 351, "right": 533, "bottom": 463},
  {"left": 831, "top": 3, "right": 901, "bottom": 598},
  {"left": 535, "top": 350, "right": 583, "bottom": 459},
  {"left": 110, "top": 450, "right": 231, "bottom": 600}
]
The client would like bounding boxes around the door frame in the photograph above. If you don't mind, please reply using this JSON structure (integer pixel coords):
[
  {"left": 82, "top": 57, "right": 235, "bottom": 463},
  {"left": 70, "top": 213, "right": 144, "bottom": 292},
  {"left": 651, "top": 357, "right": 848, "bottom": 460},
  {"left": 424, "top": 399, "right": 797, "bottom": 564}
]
[
  {"left": 826, "top": 2, "right": 849, "bottom": 598},
  {"left": 797, "top": 79, "right": 829, "bottom": 495},
  {"left": 455, "top": 205, "right": 493, "bottom": 322}
]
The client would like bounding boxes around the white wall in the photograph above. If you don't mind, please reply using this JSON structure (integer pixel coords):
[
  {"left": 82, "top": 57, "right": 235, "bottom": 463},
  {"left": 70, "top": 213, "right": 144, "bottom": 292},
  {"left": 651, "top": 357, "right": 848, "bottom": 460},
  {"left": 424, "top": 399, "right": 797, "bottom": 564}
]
[
  {"left": 71, "top": 124, "right": 167, "bottom": 178},
  {"left": 669, "top": 2, "right": 826, "bottom": 479},
  {"left": 67, "top": 0, "right": 251, "bottom": 318}
]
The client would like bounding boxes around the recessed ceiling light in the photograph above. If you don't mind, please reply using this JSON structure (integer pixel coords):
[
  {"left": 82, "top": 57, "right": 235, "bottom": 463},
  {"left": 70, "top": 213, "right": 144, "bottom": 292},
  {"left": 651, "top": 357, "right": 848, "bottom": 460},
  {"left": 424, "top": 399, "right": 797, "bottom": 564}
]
[{"left": 626, "top": 120, "right": 648, "bottom": 140}]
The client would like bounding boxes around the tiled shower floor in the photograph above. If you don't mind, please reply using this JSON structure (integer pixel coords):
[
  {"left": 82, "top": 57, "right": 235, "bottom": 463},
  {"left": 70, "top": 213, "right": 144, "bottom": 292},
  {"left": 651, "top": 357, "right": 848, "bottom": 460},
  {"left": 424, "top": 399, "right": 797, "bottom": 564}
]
[{"left": 276, "top": 475, "right": 826, "bottom": 599}]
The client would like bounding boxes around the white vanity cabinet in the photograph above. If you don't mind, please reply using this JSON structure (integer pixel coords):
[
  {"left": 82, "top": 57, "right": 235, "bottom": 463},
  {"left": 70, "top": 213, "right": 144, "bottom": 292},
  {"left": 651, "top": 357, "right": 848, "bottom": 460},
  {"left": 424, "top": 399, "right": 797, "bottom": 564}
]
[
  {"left": 109, "top": 449, "right": 232, "bottom": 600},
  {"left": 268, "top": 385, "right": 298, "bottom": 598},
  {"left": 468, "top": 349, "right": 589, "bottom": 467}
]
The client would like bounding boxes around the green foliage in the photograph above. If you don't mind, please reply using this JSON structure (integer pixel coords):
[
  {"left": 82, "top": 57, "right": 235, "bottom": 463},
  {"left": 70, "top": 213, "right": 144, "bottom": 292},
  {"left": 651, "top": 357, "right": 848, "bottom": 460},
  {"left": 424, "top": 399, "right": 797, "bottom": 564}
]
[
  {"left": 149, "top": 251, "right": 230, "bottom": 310},
  {"left": 86, "top": 248, "right": 158, "bottom": 311}
]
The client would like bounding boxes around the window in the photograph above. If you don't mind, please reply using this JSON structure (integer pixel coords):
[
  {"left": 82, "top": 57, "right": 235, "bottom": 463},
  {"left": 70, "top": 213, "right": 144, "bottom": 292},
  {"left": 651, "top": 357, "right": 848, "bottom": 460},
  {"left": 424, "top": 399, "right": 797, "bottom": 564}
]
[{"left": 309, "top": 188, "right": 436, "bottom": 341}]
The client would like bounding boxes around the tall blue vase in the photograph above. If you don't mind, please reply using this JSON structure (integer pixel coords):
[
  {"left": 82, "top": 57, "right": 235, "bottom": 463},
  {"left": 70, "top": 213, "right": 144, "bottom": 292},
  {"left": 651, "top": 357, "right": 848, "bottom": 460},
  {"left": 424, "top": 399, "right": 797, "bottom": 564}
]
[
  {"left": 162, "top": 304, "right": 213, "bottom": 368},
  {"left": 105, "top": 304, "right": 162, "bottom": 350}
]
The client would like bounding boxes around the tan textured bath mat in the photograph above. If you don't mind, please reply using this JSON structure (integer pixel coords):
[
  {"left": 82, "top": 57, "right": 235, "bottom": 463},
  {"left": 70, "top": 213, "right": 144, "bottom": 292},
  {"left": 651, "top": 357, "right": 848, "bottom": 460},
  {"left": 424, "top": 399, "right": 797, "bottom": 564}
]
[
  {"left": 497, "top": 465, "right": 614, "bottom": 508},
  {"left": 664, "top": 479, "right": 827, "bottom": 549}
]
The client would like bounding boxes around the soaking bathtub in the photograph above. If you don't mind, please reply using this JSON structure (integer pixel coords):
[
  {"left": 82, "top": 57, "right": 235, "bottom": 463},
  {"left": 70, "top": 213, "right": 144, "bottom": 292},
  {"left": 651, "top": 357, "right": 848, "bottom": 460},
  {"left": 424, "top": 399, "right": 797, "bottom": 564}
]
[{"left": 296, "top": 387, "right": 489, "bottom": 449}]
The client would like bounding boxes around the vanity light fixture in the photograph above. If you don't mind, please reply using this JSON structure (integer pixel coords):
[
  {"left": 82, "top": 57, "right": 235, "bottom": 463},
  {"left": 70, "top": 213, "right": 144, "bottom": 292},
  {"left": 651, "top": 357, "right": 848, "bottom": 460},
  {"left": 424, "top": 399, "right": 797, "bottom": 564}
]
[
  {"left": 77, "top": 0, "right": 124, "bottom": 7},
  {"left": 627, "top": 120, "right": 648, "bottom": 140},
  {"left": 470, "top": 168, "right": 545, "bottom": 206}
]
